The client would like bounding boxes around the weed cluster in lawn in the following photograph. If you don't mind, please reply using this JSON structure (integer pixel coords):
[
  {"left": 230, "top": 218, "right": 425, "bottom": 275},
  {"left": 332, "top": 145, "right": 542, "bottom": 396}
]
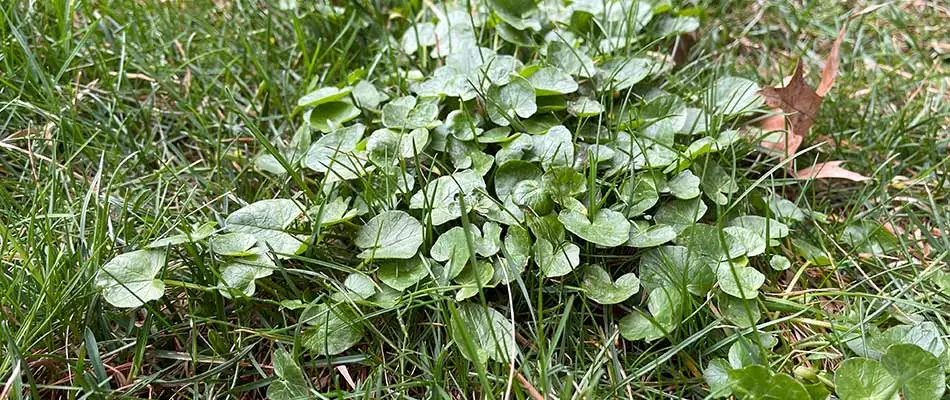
[{"left": 1, "top": 0, "right": 948, "bottom": 399}]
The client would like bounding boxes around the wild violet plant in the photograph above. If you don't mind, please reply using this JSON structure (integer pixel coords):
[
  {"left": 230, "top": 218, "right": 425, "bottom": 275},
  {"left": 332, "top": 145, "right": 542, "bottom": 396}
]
[
  {"left": 92, "top": 1, "right": 937, "bottom": 398},
  {"left": 96, "top": 0, "right": 769, "bottom": 370}
]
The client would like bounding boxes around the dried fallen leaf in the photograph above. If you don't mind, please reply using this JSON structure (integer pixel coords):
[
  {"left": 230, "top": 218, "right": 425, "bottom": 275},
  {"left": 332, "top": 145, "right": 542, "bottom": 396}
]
[
  {"left": 792, "top": 161, "right": 870, "bottom": 181},
  {"left": 758, "top": 3, "right": 887, "bottom": 177},
  {"left": 759, "top": 60, "right": 823, "bottom": 145}
]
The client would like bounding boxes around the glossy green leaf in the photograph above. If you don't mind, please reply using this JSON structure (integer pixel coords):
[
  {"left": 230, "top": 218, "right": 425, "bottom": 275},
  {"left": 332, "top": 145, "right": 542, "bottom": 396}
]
[
  {"left": 558, "top": 208, "right": 631, "bottom": 247},
  {"left": 533, "top": 238, "right": 580, "bottom": 278},
  {"left": 301, "top": 303, "right": 364, "bottom": 356},
  {"left": 526, "top": 67, "right": 578, "bottom": 95},
  {"left": 431, "top": 226, "right": 477, "bottom": 280},
  {"left": 723, "top": 226, "right": 766, "bottom": 257},
  {"left": 718, "top": 294, "right": 760, "bottom": 329},
  {"left": 298, "top": 86, "right": 352, "bottom": 107},
  {"left": 218, "top": 260, "right": 272, "bottom": 298},
  {"left": 225, "top": 199, "right": 305, "bottom": 257},
  {"left": 145, "top": 221, "right": 216, "bottom": 248},
  {"left": 764, "top": 195, "right": 805, "bottom": 223},
  {"left": 302, "top": 124, "right": 366, "bottom": 173},
  {"left": 355, "top": 210, "right": 423, "bottom": 259},
  {"left": 266, "top": 349, "right": 312, "bottom": 400},
  {"left": 400, "top": 22, "right": 437, "bottom": 54},
  {"left": 377, "top": 257, "right": 428, "bottom": 291},
  {"left": 503, "top": 226, "right": 532, "bottom": 272},
  {"left": 599, "top": 57, "right": 655, "bottom": 91},
  {"left": 351, "top": 80, "right": 387, "bottom": 109},
  {"left": 366, "top": 128, "right": 429, "bottom": 165},
  {"left": 494, "top": 160, "right": 543, "bottom": 200},
  {"left": 619, "top": 309, "right": 665, "bottom": 342},
  {"left": 382, "top": 96, "right": 440, "bottom": 129},
  {"left": 727, "top": 365, "right": 811, "bottom": 400},
  {"left": 487, "top": 76, "right": 537, "bottom": 126},
  {"left": 619, "top": 174, "right": 661, "bottom": 217},
  {"left": 717, "top": 264, "right": 765, "bottom": 300},
  {"left": 710, "top": 77, "right": 763, "bottom": 116},
  {"left": 305, "top": 101, "right": 361, "bottom": 132},
  {"left": 547, "top": 41, "right": 596, "bottom": 78},
  {"left": 541, "top": 166, "right": 586, "bottom": 204},
  {"left": 654, "top": 197, "right": 707, "bottom": 231},
  {"left": 704, "top": 358, "right": 733, "bottom": 398},
  {"left": 627, "top": 221, "right": 677, "bottom": 248},
  {"left": 95, "top": 250, "right": 166, "bottom": 308},
  {"left": 668, "top": 170, "right": 701, "bottom": 199},
  {"left": 881, "top": 344, "right": 945, "bottom": 400},
  {"left": 209, "top": 232, "right": 258, "bottom": 256},
  {"left": 512, "top": 179, "right": 554, "bottom": 215},
  {"left": 454, "top": 261, "right": 494, "bottom": 301},
  {"left": 729, "top": 216, "right": 790, "bottom": 240},
  {"left": 770, "top": 255, "right": 791, "bottom": 271},
  {"left": 452, "top": 303, "right": 519, "bottom": 364},
  {"left": 835, "top": 358, "right": 899, "bottom": 400},
  {"left": 409, "top": 170, "right": 486, "bottom": 225},
  {"left": 639, "top": 245, "right": 715, "bottom": 296},
  {"left": 568, "top": 97, "right": 604, "bottom": 117},
  {"left": 675, "top": 224, "right": 746, "bottom": 261},
  {"left": 341, "top": 273, "right": 376, "bottom": 300},
  {"left": 532, "top": 125, "right": 574, "bottom": 169},
  {"left": 728, "top": 332, "right": 777, "bottom": 368},
  {"left": 582, "top": 265, "right": 640, "bottom": 304}
]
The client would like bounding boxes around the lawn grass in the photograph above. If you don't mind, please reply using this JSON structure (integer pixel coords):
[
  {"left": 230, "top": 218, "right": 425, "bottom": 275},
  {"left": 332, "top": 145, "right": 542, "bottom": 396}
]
[{"left": 1, "top": 0, "right": 948, "bottom": 398}]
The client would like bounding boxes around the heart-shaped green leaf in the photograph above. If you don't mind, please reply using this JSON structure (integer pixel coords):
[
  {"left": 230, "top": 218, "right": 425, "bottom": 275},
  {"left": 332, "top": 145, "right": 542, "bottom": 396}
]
[
  {"left": 533, "top": 238, "right": 580, "bottom": 278},
  {"left": 526, "top": 67, "right": 578, "bottom": 95},
  {"left": 834, "top": 358, "right": 899, "bottom": 400},
  {"left": 431, "top": 225, "right": 478, "bottom": 279},
  {"left": 452, "top": 303, "right": 519, "bottom": 364},
  {"left": 654, "top": 197, "right": 707, "bottom": 232},
  {"left": 717, "top": 264, "right": 765, "bottom": 300},
  {"left": 558, "top": 208, "right": 631, "bottom": 247},
  {"left": 704, "top": 358, "right": 733, "bottom": 398},
  {"left": 640, "top": 245, "right": 715, "bottom": 296},
  {"left": 377, "top": 257, "right": 428, "bottom": 291},
  {"left": 727, "top": 365, "right": 811, "bottom": 400},
  {"left": 302, "top": 124, "right": 366, "bottom": 173},
  {"left": 145, "top": 221, "right": 216, "bottom": 248},
  {"left": 881, "top": 343, "right": 945, "bottom": 400},
  {"left": 266, "top": 349, "right": 313, "bottom": 400},
  {"left": 298, "top": 86, "right": 352, "bottom": 107},
  {"left": 382, "top": 96, "right": 440, "bottom": 129},
  {"left": 531, "top": 125, "right": 574, "bottom": 170},
  {"left": 209, "top": 232, "right": 258, "bottom": 256},
  {"left": 301, "top": 303, "right": 364, "bottom": 356},
  {"left": 225, "top": 199, "right": 305, "bottom": 257},
  {"left": 305, "top": 101, "right": 361, "bottom": 132},
  {"left": 582, "top": 265, "right": 640, "bottom": 304},
  {"left": 409, "top": 170, "right": 486, "bottom": 225},
  {"left": 487, "top": 75, "right": 537, "bottom": 126},
  {"left": 454, "top": 261, "right": 495, "bottom": 301},
  {"left": 668, "top": 169, "right": 701, "bottom": 199},
  {"left": 729, "top": 215, "right": 790, "bottom": 240},
  {"left": 95, "top": 250, "right": 166, "bottom": 308},
  {"left": 627, "top": 221, "right": 677, "bottom": 248},
  {"left": 355, "top": 210, "right": 423, "bottom": 259},
  {"left": 709, "top": 77, "right": 763, "bottom": 117}
]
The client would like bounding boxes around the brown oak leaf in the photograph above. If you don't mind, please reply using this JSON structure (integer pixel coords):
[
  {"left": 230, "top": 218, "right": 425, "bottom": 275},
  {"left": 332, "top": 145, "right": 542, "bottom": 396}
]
[{"left": 758, "top": 4, "right": 886, "bottom": 181}]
